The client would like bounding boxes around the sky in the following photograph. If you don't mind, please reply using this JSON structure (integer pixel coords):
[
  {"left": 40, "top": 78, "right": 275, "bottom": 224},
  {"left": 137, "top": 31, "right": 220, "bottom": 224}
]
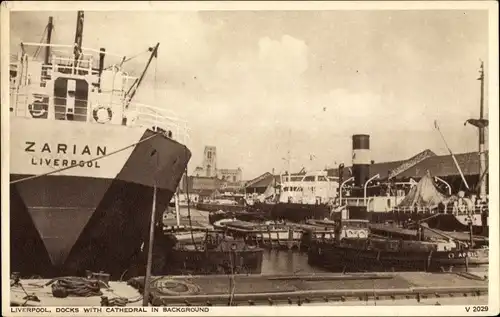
[{"left": 10, "top": 9, "right": 490, "bottom": 180}]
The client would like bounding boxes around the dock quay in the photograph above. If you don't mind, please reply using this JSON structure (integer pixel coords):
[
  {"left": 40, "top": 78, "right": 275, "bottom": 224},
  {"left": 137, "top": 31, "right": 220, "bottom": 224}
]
[{"left": 10, "top": 272, "right": 488, "bottom": 307}]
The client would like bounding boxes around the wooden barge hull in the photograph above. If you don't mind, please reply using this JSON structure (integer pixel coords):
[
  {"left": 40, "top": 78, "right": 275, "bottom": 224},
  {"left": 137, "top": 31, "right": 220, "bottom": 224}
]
[
  {"left": 346, "top": 207, "right": 488, "bottom": 236},
  {"left": 208, "top": 211, "right": 267, "bottom": 225},
  {"left": 196, "top": 203, "right": 246, "bottom": 213},
  {"left": 157, "top": 248, "right": 263, "bottom": 275},
  {"left": 308, "top": 242, "right": 489, "bottom": 273},
  {"left": 249, "top": 202, "right": 331, "bottom": 223}
]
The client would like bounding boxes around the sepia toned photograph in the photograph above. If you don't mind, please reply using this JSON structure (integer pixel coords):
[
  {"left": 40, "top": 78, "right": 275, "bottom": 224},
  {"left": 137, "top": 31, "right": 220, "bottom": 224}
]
[{"left": 1, "top": 1, "right": 498, "bottom": 315}]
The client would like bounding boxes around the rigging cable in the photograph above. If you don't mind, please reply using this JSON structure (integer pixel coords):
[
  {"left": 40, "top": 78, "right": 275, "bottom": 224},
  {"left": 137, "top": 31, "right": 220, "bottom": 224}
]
[
  {"left": 10, "top": 132, "right": 160, "bottom": 185},
  {"left": 33, "top": 25, "right": 48, "bottom": 59},
  {"left": 102, "top": 48, "right": 151, "bottom": 71}
]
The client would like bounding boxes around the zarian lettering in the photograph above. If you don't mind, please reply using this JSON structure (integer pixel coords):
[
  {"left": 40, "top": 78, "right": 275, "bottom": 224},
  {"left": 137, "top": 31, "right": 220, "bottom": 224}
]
[
  {"left": 25, "top": 141, "right": 106, "bottom": 169},
  {"left": 24, "top": 141, "right": 35, "bottom": 152},
  {"left": 24, "top": 141, "right": 107, "bottom": 156}
]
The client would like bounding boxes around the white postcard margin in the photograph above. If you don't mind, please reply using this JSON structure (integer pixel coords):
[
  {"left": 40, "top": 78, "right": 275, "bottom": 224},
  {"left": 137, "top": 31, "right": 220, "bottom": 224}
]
[{"left": 1, "top": 1, "right": 499, "bottom": 316}]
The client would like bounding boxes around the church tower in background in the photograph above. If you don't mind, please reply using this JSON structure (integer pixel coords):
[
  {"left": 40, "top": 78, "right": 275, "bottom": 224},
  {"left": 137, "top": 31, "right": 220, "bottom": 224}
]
[{"left": 202, "top": 146, "right": 217, "bottom": 177}]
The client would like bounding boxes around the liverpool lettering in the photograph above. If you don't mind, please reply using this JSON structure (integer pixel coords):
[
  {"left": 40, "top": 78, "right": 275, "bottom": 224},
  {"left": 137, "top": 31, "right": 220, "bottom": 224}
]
[
  {"left": 24, "top": 141, "right": 107, "bottom": 156},
  {"left": 31, "top": 157, "right": 101, "bottom": 168},
  {"left": 25, "top": 141, "right": 107, "bottom": 169}
]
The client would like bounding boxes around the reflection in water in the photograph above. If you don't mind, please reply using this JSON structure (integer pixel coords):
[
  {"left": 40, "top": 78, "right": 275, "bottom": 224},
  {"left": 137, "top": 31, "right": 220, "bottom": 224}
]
[{"left": 261, "top": 250, "right": 329, "bottom": 274}]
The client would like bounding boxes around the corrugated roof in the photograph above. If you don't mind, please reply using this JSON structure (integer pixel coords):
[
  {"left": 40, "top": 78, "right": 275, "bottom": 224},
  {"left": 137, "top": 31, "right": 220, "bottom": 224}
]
[
  {"left": 397, "top": 151, "right": 488, "bottom": 178},
  {"left": 324, "top": 149, "right": 487, "bottom": 181},
  {"left": 244, "top": 172, "right": 273, "bottom": 188},
  {"left": 245, "top": 173, "right": 296, "bottom": 189}
]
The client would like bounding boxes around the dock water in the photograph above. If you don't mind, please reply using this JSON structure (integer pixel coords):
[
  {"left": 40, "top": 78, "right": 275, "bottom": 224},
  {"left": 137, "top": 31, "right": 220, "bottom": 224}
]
[{"left": 10, "top": 208, "right": 489, "bottom": 307}]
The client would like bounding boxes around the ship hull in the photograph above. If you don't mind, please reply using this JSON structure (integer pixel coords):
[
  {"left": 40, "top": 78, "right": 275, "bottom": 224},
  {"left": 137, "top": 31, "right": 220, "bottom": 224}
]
[
  {"left": 345, "top": 206, "right": 488, "bottom": 236},
  {"left": 308, "top": 241, "right": 489, "bottom": 273},
  {"left": 196, "top": 202, "right": 246, "bottom": 213},
  {"left": 10, "top": 117, "right": 191, "bottom": 279},
  {"left": 161, "top": 248, "right": 264, "bottom": 275},
  {"left": 249, "top": 202, "right": 331, "bottom": 223},
  {"left": 208, "top": 211, "right": 267, "bottom": 225}
]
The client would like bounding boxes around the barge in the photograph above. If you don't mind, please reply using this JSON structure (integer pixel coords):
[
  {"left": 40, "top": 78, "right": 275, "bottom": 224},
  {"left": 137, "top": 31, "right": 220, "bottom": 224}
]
[{"left": 308, "top": 219, "right": 489, "bottom": 273}]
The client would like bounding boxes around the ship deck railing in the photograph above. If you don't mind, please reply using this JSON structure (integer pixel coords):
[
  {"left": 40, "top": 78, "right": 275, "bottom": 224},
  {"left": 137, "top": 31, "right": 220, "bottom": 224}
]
[
  {"left": 9, "top": 92, "right": 190, "bottom": 145},
  {"left": 11, "top": 43, "right": 190, "bottom": 144},
  {"left": 340, "top": 197, "right": 487, "bottom": 215},
  {"left": 392, "top": 206, "right": 487, "bottom": 216}
]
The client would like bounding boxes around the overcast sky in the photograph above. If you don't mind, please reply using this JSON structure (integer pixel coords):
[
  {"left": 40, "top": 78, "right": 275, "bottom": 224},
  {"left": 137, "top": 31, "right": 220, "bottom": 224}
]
[{"left": 10, "top": 9, "right": 489, "bottom": 180}]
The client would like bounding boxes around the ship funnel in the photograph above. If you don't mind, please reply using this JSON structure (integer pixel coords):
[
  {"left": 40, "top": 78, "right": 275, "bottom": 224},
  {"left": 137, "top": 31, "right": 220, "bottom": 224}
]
[{"left": 352, "top": 134, "right": 370, "bottom": 188}]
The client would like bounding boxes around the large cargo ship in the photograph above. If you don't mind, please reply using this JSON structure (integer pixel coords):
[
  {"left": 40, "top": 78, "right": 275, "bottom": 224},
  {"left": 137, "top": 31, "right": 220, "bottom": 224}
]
[
  {"left": 9, "top": 12, "right": 191, "bottom": 279},
  {"left": 336, "top": 134, "right": 488, "bottom": 235},
  {"left": 335, "top": 63, "right": 489, "bottom": 235}
]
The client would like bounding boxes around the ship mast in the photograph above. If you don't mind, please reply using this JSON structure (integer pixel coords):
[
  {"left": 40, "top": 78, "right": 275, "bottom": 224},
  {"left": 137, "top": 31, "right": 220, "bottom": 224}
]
[
  {"left": 73, "top": 11, "right": 84, "bottom": 71},
  {"left": 44, "top": 16, "right": 53, "bottom": 65},
  {"left": 465, "top": 61, "right": 488, "bottom": 200},
  {"left": 477, "top": 62, "right": 487, "bottom": 200}
]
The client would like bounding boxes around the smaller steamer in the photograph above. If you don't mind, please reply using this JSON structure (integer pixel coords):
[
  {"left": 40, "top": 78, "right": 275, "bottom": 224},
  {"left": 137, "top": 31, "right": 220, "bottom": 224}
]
[{"left": 308, "top": 219, "right": 488, "bottom": 273}]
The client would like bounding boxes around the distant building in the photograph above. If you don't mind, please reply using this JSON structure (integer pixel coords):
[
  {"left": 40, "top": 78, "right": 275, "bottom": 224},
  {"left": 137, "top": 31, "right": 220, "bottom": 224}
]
[
  {"left": 193, "top": 146, "right": 217, "bottom": 177},
  {"left": 217, "top": 168, "right": 242, "bottom": 183},
  {"left": 326, "top": 149, "right": 489, "bottom": 195},
  {"left": 185, "top": 146, "right": 244, "bottom": 197},
  {"left": 246, "top": 149, "right": 488, "bottom": 196},
  {"left": 193, "top": 146, "right": 242, "bottom": 182}
]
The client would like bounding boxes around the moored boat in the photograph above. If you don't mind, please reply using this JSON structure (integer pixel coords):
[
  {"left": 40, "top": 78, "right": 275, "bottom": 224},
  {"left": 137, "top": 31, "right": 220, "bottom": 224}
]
[
  {"left": 248, "top": 170, "right": 338, "bottom": 223},
  {"left": 336, "top": 63, "right": 489, "bottom": 235},
  {"left": 155, "top": 232, "right": 264, "bottom": 275},
  {"left": 9, "top": 12, "right": 191, "bottom": 279},
  {"left": 196, "top": 193, "right": 246, "bottom": 212},
  {"left": 308, "top": 219, "right": 488, "bottom": 273},
  {"left": 208, "top": 209, "right": 267, "bottom": 225}
]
